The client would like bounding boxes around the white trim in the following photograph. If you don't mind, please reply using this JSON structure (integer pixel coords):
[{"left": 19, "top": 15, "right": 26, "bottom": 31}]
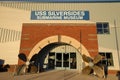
[{"left": 28, "top": 35, "right": 90, "bottom": 59}]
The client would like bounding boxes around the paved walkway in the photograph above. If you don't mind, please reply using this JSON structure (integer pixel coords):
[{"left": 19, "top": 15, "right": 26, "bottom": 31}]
[{"left": 0, "top": 70, "right": 119, "bottom": 80}]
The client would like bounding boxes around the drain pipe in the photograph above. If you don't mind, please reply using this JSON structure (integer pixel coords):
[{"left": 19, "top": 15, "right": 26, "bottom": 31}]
[
  {"left": 114, "top": 20, "right": 120, "bottom": 69},
  {"left": 80, "top": 30, "right": 84, "bottom": 69}
]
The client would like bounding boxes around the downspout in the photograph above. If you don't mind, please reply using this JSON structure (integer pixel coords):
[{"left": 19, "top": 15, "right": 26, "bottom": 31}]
[{"left": 114, "top": 20, "right": 120, "bottom": 69}]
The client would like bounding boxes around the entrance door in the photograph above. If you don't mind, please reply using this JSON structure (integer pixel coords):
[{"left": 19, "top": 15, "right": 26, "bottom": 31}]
[
  {"left": 56, "top": 53, "right": 70, "bottom": 69},
  {"left": 63, "top": 53, "right": 69, "bottom": 69},
  {"left": 56, "top": 53, "right": 62, "bottom": 68},
  {"left": 48, "top": 52, "right": 76, "bottom": 70}
]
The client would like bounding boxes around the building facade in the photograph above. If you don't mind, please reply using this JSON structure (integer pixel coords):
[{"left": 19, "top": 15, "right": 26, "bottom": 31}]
[{"left": 0, "top": 1, "right": 120, "bottom": 74}]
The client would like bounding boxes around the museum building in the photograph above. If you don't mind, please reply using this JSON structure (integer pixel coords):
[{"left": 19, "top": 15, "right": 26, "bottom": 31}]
[{"left": 0, "top": 1, "right": 120, "bottom": 74}]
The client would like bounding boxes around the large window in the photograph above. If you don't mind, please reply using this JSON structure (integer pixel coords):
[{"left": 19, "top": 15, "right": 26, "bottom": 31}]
[
  {"left": 96, "top": 22, "right": 110, "bottom": 34},
  {"left": 99, "top": 52, "right": 114, "bottom": 66}
]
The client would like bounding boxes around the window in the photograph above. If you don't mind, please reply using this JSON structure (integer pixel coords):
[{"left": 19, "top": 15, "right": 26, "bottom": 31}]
[
  {"left": 99, "top": 52, "right": 114, "bottom": 66},
  {"left": 96, "top": 22, "right": 110, "bottom": 34},
  {"left": 70, "top": 52, "right": 76, "bottom": 69}
]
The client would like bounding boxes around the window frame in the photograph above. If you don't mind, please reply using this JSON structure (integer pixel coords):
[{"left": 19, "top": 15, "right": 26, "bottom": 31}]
[
  {"left": 96, "top": 22, "right": 110, "bottom": 34},
  {"left": 99, "top": 52, "right": 114, "bottom": 67}
]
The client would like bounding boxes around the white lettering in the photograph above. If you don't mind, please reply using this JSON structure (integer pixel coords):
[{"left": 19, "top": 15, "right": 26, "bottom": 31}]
[
  {"left": 48, "top": 11, "right": 63, "bottom": 16},
  {"left": 35, "top": 11, "right": 46, "bottom": 16},
  {"left": 32, "top": 11, "right": 89, "bottom": 20},
  {"left": 36, "top": 15, "right": 62, "bottom": 20}
]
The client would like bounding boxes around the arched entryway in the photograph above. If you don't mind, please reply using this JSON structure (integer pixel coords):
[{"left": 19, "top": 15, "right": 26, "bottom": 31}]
[
  {"left": 44, "top": 44, "right": 81, "bottom": 71},
  {"left": 28, "top": 35, "right": 90, "bottom": 72}
]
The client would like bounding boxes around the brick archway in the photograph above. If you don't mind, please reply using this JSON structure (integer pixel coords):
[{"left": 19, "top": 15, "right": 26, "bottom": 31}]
[
  {"left": 19, "top": 23, "right": 98, "bottom": 64},
  {"left": 28, "top": 35, "right": 90, "bottom": 60}
]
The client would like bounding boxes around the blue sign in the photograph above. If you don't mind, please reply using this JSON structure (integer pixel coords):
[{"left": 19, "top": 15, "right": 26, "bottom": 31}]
[
  {"left": 31, "top": 11, "right": 89, "bottom": 20},
  {"left": 0, "top": 0, "right": 120, "bottom": 2}
]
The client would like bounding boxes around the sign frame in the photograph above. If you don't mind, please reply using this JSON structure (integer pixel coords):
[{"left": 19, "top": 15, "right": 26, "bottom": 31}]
[{"left": 31, "top": 11, "right": 90, "bottom": 20}]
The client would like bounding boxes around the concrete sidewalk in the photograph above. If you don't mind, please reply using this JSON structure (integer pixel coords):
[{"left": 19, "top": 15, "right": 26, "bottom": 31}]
[{"left": 0, "top": 70, "right": 119, "bottom": 80}]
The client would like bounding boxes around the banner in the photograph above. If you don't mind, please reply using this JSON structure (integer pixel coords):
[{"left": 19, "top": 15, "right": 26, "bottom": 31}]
[{"left": 31, "top": 11, "right": 89, "bottom": 20}]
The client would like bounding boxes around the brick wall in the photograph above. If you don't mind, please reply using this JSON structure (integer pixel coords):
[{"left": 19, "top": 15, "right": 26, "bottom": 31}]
[{"left": 19, "top": 23, "right": 98, "bottom": 64}]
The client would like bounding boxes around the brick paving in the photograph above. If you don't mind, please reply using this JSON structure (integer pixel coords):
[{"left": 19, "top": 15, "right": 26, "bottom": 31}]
[{"left": 0, "top": 70, "right": 119, "bottom": 80}]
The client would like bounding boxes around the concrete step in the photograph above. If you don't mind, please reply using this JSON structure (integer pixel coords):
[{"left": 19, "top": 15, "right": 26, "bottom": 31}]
[{"left": 0, "top": 70, "right": 118, "bottom": 80}]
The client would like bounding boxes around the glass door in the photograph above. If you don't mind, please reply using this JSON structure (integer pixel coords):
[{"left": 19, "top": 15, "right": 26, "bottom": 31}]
[
  {"left": 70, "top": 52, "right": 76, "bottom": 69},
  {"left": 63, "top": 53, "right": 69, "bottom": 69},
  {"left": 56, "top": 53, "right": 62, "bottom": 68},
  {"left": 48, "top": 52, "right": 76, "bottom": 70},
  {"left": 48, "top": 52, "right": 55, "bottom": 70},
  {"left": 55, "top": 53, "right": 70, "bottom": 69}
]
